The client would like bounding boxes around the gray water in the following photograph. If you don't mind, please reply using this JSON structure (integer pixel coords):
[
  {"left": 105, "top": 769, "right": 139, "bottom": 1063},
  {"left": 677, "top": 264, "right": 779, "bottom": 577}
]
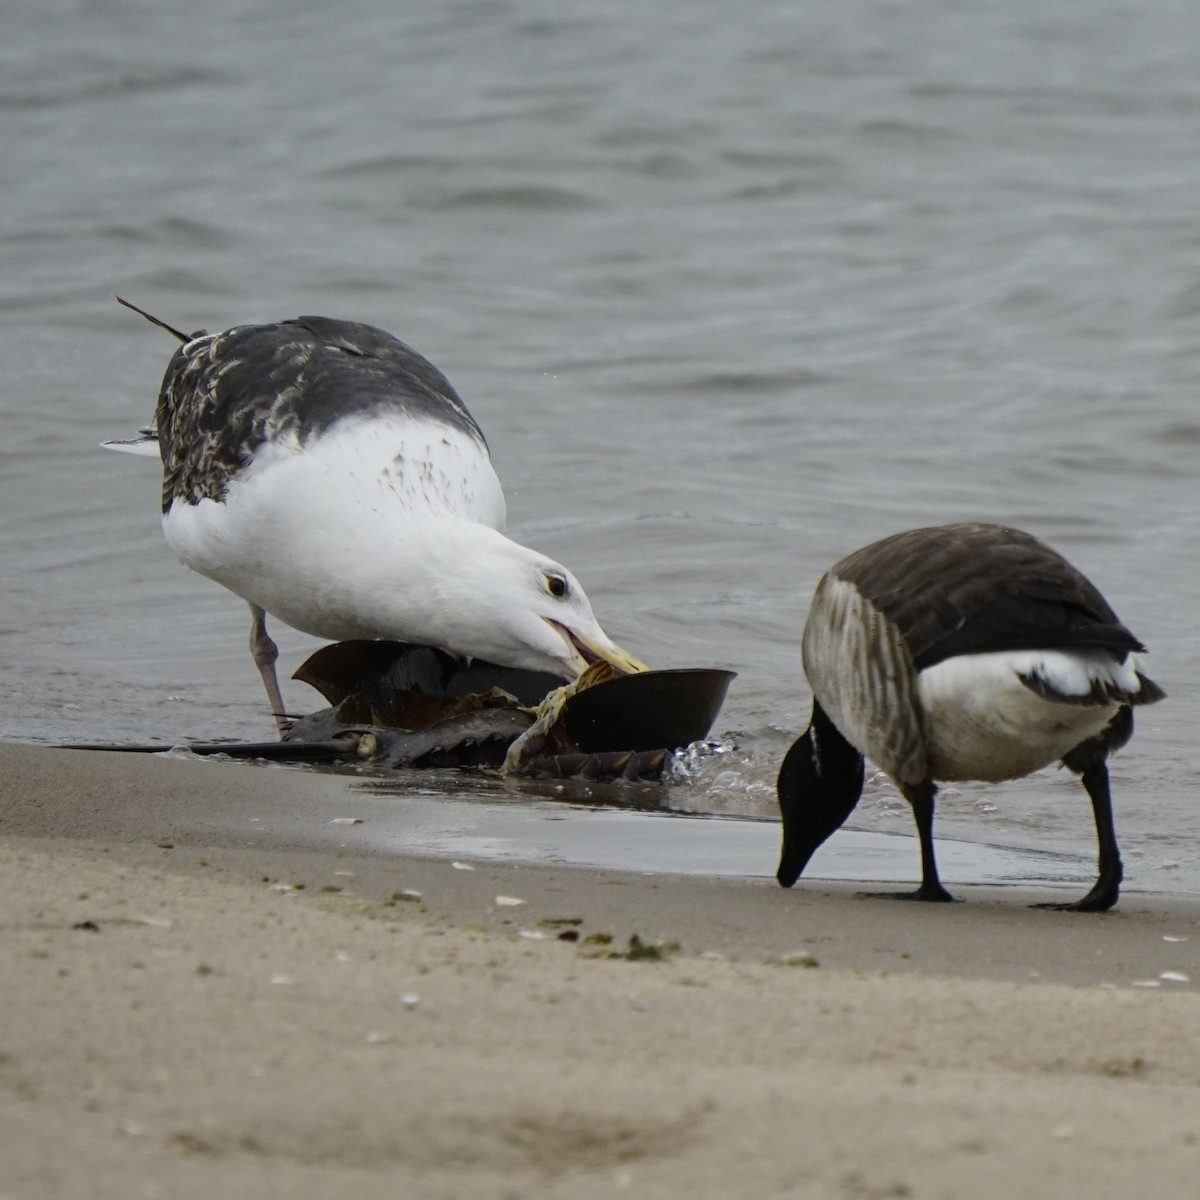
[{"left": 4, "top": 0, "right": 1200, "bottom": 893}]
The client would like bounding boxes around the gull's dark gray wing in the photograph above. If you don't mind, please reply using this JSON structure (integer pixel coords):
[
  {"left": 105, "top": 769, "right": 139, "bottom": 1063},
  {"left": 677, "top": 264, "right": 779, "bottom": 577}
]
[{"left": 156, "top": 317, "right": 486, "bottom": 512}]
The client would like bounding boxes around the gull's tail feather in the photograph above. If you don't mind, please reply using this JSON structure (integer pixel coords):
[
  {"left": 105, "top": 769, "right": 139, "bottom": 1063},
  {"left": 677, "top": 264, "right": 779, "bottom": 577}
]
[
  {"left": 102, "top": 425, "right": 160, "bottom": 458},
  {"left": 113, "top": 294, "right": 189, "bottom": 343}
]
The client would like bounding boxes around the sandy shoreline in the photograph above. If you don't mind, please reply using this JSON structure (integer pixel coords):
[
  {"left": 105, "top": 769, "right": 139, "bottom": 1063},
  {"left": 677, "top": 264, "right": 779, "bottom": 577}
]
[{"left": 2, "top": 743, "right": 1198, "bottom": 1198}]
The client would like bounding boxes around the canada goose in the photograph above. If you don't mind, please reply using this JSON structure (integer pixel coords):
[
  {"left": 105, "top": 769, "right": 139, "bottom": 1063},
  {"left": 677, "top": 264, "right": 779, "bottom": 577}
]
[{"left": 776, "top": 523, "right": 1164, "bottom": 911}]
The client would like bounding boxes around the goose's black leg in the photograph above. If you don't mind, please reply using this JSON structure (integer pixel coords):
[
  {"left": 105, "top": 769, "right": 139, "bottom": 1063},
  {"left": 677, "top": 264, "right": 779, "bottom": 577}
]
[
  {"left": 864, "top": 780, "right": 957, "bottom": 902},
  {"left": 1033, "top": 761, "right": 1122, "bottom": 912},
  {"left": 903, "top": 780, "right": 957, "bottom": 902}
]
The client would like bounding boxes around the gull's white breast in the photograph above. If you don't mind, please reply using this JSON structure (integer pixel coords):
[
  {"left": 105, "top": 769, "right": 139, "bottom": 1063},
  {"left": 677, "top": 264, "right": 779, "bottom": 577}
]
[{"left": 162, "top": 414, "right": 507, "bottom": 641}]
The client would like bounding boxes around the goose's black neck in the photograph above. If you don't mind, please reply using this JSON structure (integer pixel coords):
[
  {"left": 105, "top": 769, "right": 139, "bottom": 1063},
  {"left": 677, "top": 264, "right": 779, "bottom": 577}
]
[{"left": 776, "top": 700, "right": 865, "bottom": 887}]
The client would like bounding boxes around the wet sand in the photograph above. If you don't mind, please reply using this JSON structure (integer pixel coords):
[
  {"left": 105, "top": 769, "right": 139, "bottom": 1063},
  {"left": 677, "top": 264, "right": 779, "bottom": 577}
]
[{"left": 2, "top": 742, "right": 1198, "bottom": 1198}]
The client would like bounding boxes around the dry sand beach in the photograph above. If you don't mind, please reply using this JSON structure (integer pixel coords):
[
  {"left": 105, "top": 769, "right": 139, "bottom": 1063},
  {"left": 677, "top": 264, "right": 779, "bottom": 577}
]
[{"left": 1, "top": 741, "right": 1198, "bottom": 1200}]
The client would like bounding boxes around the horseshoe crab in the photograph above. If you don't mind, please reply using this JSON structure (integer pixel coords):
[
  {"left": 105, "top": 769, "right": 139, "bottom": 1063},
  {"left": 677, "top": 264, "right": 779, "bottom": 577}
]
[{"left": 287, "top": 641, "right": 735, "bottom": 781}]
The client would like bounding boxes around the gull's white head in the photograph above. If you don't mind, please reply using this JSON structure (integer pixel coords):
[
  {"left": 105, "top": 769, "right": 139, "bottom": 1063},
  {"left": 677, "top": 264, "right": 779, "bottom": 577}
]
[{"left": 390, "top": 522, "right": 647, "bottom": 680}]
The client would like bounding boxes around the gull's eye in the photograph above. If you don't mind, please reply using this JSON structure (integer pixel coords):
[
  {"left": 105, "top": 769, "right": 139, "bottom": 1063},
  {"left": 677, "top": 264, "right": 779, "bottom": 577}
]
[{"left": 545, "top": 572, "right": 569, "bottom": 599}]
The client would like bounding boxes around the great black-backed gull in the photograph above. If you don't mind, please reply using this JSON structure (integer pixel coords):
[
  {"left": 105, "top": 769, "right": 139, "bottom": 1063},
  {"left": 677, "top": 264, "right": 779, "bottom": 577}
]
[{"left": 107, "top": 299, "right": 646, "bottom": 734}]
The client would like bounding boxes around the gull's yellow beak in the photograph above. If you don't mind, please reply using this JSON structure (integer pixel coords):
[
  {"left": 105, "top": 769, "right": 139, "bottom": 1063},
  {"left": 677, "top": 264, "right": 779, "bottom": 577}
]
[
  {"left": 552, "top": 623, "right": 649, "bottom": 678},
  {"left": 580, "top": 633, "right": 649, "bottom": 676}
]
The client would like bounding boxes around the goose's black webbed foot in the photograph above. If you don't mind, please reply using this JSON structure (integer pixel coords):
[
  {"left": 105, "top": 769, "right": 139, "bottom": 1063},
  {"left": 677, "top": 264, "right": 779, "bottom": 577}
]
[
  {"left": 861, "top": 883, "right": 959, "bottom": 903},
  {"left": 1031, "top": 880, "right": 1120, "bottom": 913}
]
